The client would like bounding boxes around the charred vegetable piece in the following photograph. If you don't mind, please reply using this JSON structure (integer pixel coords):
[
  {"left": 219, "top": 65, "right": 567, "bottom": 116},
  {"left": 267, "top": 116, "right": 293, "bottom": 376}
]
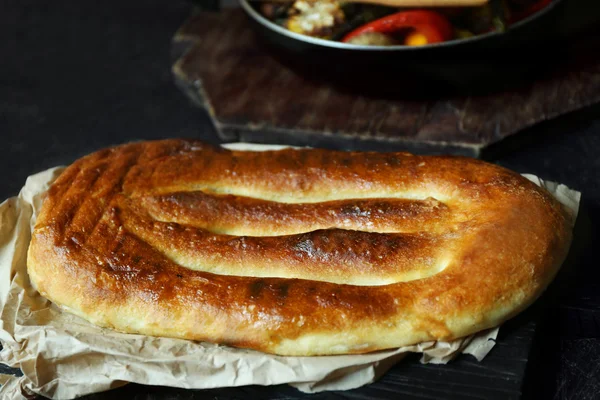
[
  {"left": 345, "top": 32, "right": 399, "bottom": 45},
  {"left": 342, "top": 10, "right": 454, "bottom": 46},
  {"left": 260, "top": 2, "right": 292, "bottom": 20},
  {"left": 330, "top": 4, "right": 397, "bottom": 41},
  {"left": 509, "top": 0, "right": 552, "bottom": 22},
  {"left": 490, "top": 0, "right": 507, "bottom": 32},
  {"left": 454, "top": 28, "right": 475, "bottom": 39},
  {"left": 285, "top": 0, "right": 346, "bottom": 38},
  {"left": 464, "top": 0, "right": 510, "bottom": 33},
  {"left": 466, "top": 3, "right": 492, "bottom": 33},
  {"left": 436, "top": 7, "right": 468, "bottom": 18}
]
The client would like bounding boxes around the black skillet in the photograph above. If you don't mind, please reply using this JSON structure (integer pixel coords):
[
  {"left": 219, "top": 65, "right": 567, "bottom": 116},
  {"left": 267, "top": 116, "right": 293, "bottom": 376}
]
[{"left": 240, "top": 0, "right": 567, "bottom": 95}]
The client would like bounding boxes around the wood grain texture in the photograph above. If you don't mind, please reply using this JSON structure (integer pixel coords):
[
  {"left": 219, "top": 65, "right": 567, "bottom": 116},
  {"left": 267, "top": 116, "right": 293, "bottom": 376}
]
[
  {"left": 557, "top": 339, "right": 600, "bottom": 400},
  {"left": 171, "top": 9, "right": 600, "bottom": 157}
]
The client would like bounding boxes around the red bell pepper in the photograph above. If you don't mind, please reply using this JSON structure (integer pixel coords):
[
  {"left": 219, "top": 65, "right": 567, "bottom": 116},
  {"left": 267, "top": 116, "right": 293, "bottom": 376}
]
[
  {"left": 509, "top": 0, "right": 553, "bottom": 24},
  {"left": 342, "top": 10, "right": 454, "bottom": 46}
]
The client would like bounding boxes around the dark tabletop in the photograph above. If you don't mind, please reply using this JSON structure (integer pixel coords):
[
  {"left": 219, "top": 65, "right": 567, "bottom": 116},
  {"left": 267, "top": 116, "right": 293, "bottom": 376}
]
[{"left": 2, "top": 0, "right": 600, "bottom": 399}]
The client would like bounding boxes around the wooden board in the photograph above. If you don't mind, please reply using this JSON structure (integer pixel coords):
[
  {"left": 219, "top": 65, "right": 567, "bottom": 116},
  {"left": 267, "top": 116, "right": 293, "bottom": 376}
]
[{"left": 172, "top": 9, "right": 600, "bottom": 157}]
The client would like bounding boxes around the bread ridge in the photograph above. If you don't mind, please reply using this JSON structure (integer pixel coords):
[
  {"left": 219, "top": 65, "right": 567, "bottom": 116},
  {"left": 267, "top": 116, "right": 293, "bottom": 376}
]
[{"left": 27, "top": 139, "right": 574, "bottom": 356}]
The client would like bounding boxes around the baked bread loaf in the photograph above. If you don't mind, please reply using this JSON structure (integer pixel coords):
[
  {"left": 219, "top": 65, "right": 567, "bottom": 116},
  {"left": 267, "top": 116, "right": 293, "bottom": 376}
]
[{"left": 27, "top": 139, "right": 573, "bottom": 356}]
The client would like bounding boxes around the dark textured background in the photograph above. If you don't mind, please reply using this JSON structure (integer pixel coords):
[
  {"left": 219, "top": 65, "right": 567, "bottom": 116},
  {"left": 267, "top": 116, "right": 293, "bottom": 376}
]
[{"left": 2, "top": 0, "right": 600, "bottom": 399}]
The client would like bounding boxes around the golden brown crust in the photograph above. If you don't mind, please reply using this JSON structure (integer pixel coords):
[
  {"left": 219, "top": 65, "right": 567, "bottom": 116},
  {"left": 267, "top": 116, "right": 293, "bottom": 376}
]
[{"left": 27, "top": 139, "right": 574, "bottom": 355}]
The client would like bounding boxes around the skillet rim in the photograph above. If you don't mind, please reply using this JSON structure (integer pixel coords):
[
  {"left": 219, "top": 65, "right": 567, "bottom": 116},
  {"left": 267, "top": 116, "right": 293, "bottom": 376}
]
[{"left": 239, "top": 0, "right": 562, "bottom": 51}]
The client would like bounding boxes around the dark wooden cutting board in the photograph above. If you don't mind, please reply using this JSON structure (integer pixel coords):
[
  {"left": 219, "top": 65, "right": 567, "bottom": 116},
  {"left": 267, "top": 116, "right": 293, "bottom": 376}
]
[{"left": 171, "top": 8, "right": 600, "bottom": 157}]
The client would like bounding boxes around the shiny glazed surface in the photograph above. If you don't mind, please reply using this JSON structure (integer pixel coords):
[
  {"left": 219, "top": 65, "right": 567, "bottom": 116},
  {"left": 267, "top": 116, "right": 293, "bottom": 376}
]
[{"left": 27, "top": 139, "right": 574, "bottom": 355}]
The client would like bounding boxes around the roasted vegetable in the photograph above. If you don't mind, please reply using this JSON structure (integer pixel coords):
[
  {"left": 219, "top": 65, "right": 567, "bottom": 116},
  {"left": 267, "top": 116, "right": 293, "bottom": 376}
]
[
  {"left": 285, "top": 0, "right": 345, "bottom": 38},
  {"left": 342, "top": 10, "right": 454, "bottom": 46},
  {"left": 259, "top": 3, "right": 292, "bottom": 20},
  {"left": 490, "top": 0, "right": 508, "bottom": 32},
  {"left": 344, "top": 31, "right": 399, "bottom": 45},
  {"left": 509, "top": 0, "right": 552, "bottom": 23},
  {"left": 257, "top": 0, "right": 553, "bottom": 46}
]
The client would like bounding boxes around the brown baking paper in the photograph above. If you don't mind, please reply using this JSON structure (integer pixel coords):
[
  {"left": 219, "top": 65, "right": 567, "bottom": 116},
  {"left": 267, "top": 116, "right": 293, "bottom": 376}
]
[{"left": 0, "top": 148, "right": 581, "bottom": 400}]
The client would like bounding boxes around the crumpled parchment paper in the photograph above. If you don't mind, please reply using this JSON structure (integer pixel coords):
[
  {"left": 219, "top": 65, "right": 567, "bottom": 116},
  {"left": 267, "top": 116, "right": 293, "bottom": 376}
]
[{"left": 0, "top": 151, "right": 581, "bottom": 400}]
